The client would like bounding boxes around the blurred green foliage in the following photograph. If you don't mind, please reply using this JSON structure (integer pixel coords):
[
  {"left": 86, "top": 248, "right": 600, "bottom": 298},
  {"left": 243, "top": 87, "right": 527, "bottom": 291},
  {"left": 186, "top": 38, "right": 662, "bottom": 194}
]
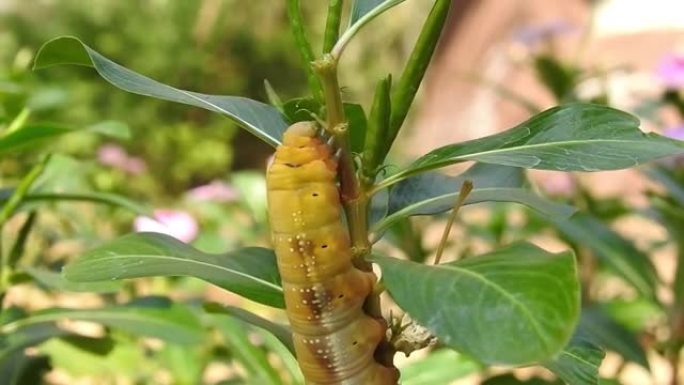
[{"left": 1, "top": 0, "right": 314, "bottom": 196}]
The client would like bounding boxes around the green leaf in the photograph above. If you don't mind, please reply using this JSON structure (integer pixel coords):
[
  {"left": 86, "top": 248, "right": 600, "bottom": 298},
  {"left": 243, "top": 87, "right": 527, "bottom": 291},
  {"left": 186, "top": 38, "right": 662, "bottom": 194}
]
[
  {"left": 0, "top": 124, "right": 71, "bottom": 155},
  {"left": 7, "top": 212, "right": 37, "bottom": 268},
  {"left": 334, "top": 0, "right": 406, "bottom": 57},
  {"left": 23, "top": 267, "right": 122, "bottom": 293},
  {"left": 286, "top": 0, "right": 323, "bottom": 102},
  {"left": 63, "top": 232, "right": 284, "bottom": 308},
  {"left": 345, "top": 103, "right": 368, "bottom": 153},
  {"left": 0, "top": 351, "right": 51, "bottom": 385},
  {"left": 643, "top": 166, "right": 684, "bottom": 205},
  {"left": 548, "top": 213, "right": 659, "bottom": 300},
  {"left": 34, "top": 36, "right": 288, "bottom": 147},
  {"left": 575, "top": 306, "right": 648, "bottom": 368},
  {"left": 375, "top": 187, "right": 576, "bottom": 236},
  {"left": 203, "top": 303, "right": 294, "bottom": 354},
  {"left": 533, "top": 55, "right": 579, "bottom": 102},
  {"left": 1, "top": 298, "right": 203, "bottom": 345},
  {"left": 601, "top": 299, "right": 665, "bottom": 333},
  {"left": 372, "top": 164, "right": 576, "bottom": 235},
  {"left": 372, "top": 242, "right": 580, "bottom": 365},
  {"left": 400, "top": 349, "right": 481, "bottom": 385},
  {"left": 379, "top": 104, "right": 684, "bottom": 189},
  {"left": 543, "top": 339, "right": 605, "bottom": 385},
  {"left": 0, "top": 323, "right": 72, "bottom": 361},
  {"left": 323, "top": 0, "right": 344, "bottom": 53},
  {"left": 363, "top": 75, "right": 392, "bottom": 181},
  {"left": 85, "top": 120, "right": 131, "bottom": 140},
  {"left": 11, "top": 191, "right": 152, "bottom": 216},
  {"left": 211, "top": 316, "right": 282, "bottom": 385}
]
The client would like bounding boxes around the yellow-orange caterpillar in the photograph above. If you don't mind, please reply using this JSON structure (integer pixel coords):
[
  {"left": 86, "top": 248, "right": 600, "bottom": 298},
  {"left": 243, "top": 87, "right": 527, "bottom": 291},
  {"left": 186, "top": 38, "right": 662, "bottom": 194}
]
[{"left": 267, "top": 122, "right": 398, "bottom": 385}]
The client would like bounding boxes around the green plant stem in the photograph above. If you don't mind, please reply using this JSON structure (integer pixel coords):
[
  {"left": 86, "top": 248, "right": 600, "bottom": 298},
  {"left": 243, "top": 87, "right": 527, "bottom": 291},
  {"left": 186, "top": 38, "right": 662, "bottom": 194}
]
[
  {"left": 387, "top": 0, "right": 451, "bottom": 154},
  {"left": 313, "top": 53, "right": 396, "bottom": 372},
  {"left": 0, "top": 155, "right": 50, "bottom": 306},
  {"left": 286, "top": 0, "right": 323, "bottom": 102},
  {"left": 312, "top": 55, "right": 358, "bottom": 204},
  {"left": 322, "top": 0, "right": 343, "bottom": 54}
]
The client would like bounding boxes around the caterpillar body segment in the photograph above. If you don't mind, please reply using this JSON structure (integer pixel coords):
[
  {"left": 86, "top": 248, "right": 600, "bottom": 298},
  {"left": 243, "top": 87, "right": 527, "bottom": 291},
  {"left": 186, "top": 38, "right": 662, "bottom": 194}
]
[{"left": 267, "top": 122, "right": 398, "bottom": 385}]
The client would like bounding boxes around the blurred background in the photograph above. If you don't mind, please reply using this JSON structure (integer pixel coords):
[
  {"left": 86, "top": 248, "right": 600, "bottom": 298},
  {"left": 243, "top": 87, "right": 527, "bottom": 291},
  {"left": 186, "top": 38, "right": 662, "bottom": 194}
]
[{"left": 1, "top": 0, "right": 684, "bottom": 384}]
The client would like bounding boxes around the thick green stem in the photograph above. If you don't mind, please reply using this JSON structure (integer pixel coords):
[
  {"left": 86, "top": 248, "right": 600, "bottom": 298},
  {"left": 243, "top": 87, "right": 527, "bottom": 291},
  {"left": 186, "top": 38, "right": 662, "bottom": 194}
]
[
  {"left": 322, "top": 0, "right": 343, "bottom": 54},
  {"left": 313, "top": 53, "right": 396, "bottom": 373},
  {"left": 312, "top": 55, "right": 359, "bottom": 204},
  {"left": 386, "top": 0, "right": 451, "bottom": 155}
]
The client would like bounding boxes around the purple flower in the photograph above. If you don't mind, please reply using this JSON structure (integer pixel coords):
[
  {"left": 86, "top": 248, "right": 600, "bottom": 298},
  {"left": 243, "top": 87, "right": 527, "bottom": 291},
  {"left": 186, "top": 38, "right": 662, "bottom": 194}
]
[
  {"left": 134, "top": 209, "right": 199, "bottom": 243},
  {"left": 656, "top": 54, "right": 684, "bottom": 89},
  {"left": 513, "top": 20, "right": 577, "bottom": 46},
  {"left": 187, "top": 181, "right": 239, "bottom": 202}
]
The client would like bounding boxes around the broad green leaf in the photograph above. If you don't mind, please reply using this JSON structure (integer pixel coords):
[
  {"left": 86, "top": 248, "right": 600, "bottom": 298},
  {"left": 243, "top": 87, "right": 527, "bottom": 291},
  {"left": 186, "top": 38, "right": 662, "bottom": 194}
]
[
  {"left": 372, "top": 242, "right": 580, "bottom": 365},
  {"left": 543, "top": 339, "right": 605, "bottom": 385},
  {"left": 400, "top": 349, "right": 481, "bottom": 385},
  {"left": 211, "top": 316, "right": 282, "bottom": 385},
  {"left": 533, "top": 55, "right": 579, "bottom": 102},
  {"left": 0, "top": 323, "right": 72, "bottom": 361},
  {"left": 204, "top": 302, "right": 294, "bottom": 354},
  {"left": 372, "top": 163, "right": 524, "bottom": 228},
  {"left": 0, "top": 120, "right": 128, "bottom": 156},
  {"left": 548, "top": 213, "right": 659, "bottom": 300},
  {"left": 86, "top": 120, "right": 131, "bottom": 139},
  {"left": 0, "top": 124, "right": 71, "bottom": 155},
  {"left": 23, "top": 267, "right": 122, "bottom": 293},
  {"left": 63, "top": 232, "right": 284, "bottom": 308},
  {"left": 259, "top": 331, "right": 304, "bottom": 385},
  {"left": 374, "top": 187, "right": 576, "bottom": 236},
  {"left": 39, "top": 337, "right": 151, "bottom": 378},
  {"left": 372, "top": 164, "right": 576, "bottom": 235},
  {"left": 575, "top": 306, "right": 648, "bottom": 368},
  {"left": 0, "top": 351, "right": 51, "bottom": 385},
  {"left": 34, "top": 36, "right": 288, "bottom": 147},
  {"left": 1, "top": 299, "right": 203, "bottom": 345},
  {"left": 2, "top": 189, "right": 151, "bottom": 216},
  {"left": 601, "top": 299, "right": 665, "bottom": 333},
  {"left": 379, "top": 104, "right": 684, "bottom": 189}
]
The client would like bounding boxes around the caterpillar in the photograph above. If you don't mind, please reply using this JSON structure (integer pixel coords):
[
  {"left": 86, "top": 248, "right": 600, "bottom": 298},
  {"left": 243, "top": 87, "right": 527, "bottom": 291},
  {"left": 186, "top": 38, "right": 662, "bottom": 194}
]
[{"left": 266, "top": 121, "right": 399, "bottom": 385}]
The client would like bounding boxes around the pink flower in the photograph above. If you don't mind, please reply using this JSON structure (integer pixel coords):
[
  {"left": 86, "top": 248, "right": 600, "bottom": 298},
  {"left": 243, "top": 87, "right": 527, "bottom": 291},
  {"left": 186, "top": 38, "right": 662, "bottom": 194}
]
[
  {"left": 134, "top": 209, "right": 199, "bottom": 243},
  {"left": 187, "top": 181, "right": 239, "bottom": 202},
  {"left": 97, "top": 144, "right": 128, "bottom": 167},
  {"left": 97, "top": 144, "right": 147, "bottom": 175},
  {"left": 656, "top": 54, "right": 684, "bottom": 89},
  {"left": 663, "top": 125, "right": 684, "bottom": 141}
]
